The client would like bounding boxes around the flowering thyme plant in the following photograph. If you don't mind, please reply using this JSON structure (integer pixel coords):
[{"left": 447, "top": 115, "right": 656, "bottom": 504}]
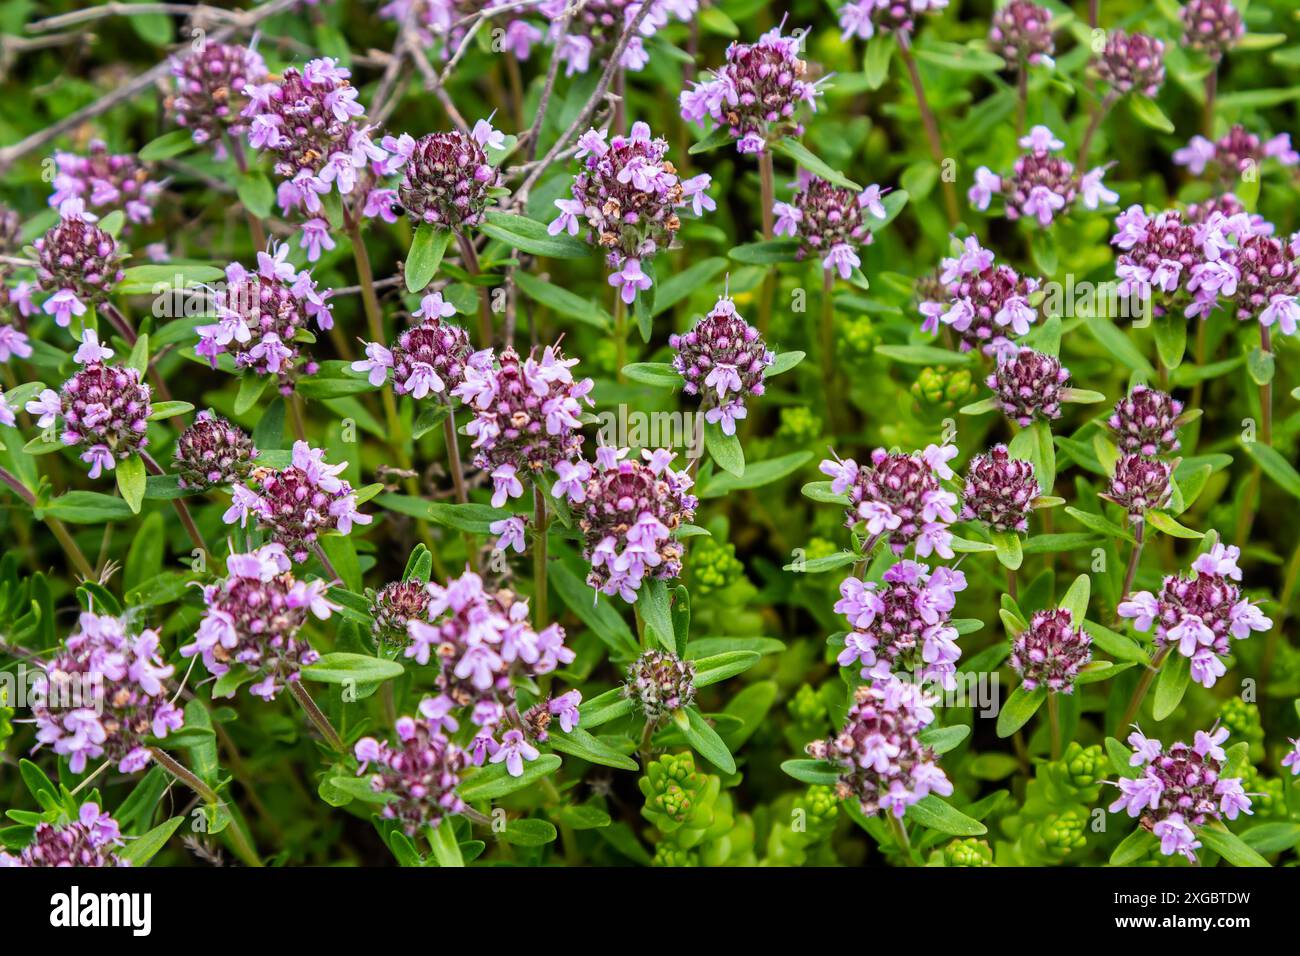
[{"left": 1, "top": 0, "right": 1298, "bottom": 881}]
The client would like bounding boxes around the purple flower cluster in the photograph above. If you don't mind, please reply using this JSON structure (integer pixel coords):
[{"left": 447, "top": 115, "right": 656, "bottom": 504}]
[
  {"left": 680, "top": 24, "right": 823, "bottom": 155},
  {"left": 577, "top": 447, "right": 698, "bottom": 601},
  {"left": 988, "top": 1, "right": 1054, "bottom": 67},
  {"left": 820, "top": 443, "right": 959, "bottom": 558},
  {"left": 1109, "top": 726, "right": 1251, "bottom": 861},
  {"left": 986, "top": 347, "right": 1069, "bottom": 428},
  {"left": 1102, "top": 454, "right": 1173, "bottom": 522},
  {"left": 25, "top": 335, "right": 152, "bottom": 479},
  {"left": 0, "top": 804, "right": 126, "bottom": 867},
  {"left": 405, "top": 570, "right": 580, "bottom": 768},
  {"left": 960, "top": 445, "right": 1040, "bottom": 533},
  {"left": 1180, "top": 0, "right": 1243, "bottom": 62},
  {"left": 168, "top": 42, "right": 268, "bottom": 148},
  {"left": 1174, "top": 125, "right": 1299, "bottom": 182},
  {"left": 354, "top": 700, "right": 469, "bottom": 835},
  {"left": 835, "top": 560, "right": 967, "bottom": 690},
  {"left": 196, "top": 245, "right": 334, "bottom": 380},
  {"left": 1093, "top": 30, "right": 1166, "bottom": 97},
  {"left": 48, "top": 142, "right": 161, "bottom": 224},
  {"left": 774, "top": 175, "right": 888, "bottom": 279},
  {"left": 1119, "top": 544, "right": 1271, "bottom": 688},
  {"left": 838, "top": 0, "right": 949, "bottom": 41},
  {"left": 1110, "top": 206, "right": 1206, "bottom": 317},
  {"left": 183, "top": 543, "right": 337, "bottom": 700},
  {"left": 807, "top": 673, "right": 952, "bottom": 818},
  {"left": 33, "top": 210, "right": 125, "bottom": 326},
  {"left": 352, "top": 295, "right": 472, "bottom": 399},
  {"left": 379, "top": 0, "right": 542, "bottom": 61},
  {"left": 369, "top": 580, "right": 432, "bottom": 649},
  {"left": 380, "top": 120, "right": 503, "bottom": 231},
  {"left": 625, "top": 649, "right": 697, "bottom": 721},
  {"left": 0, "top": 206, "right": 31, "bottom": 360},
  {"left": 549, "top": 122, "right": 711, "bottom": 305},
  {"left": 1107, "top": 386, "right": 1183, "bottom": 456},
  {"left": 174, "top": 410, "right": 260, "bottom": 490},
  {"left": 453, "top": 342, "right": 594, "bottom": 507},
  {"left": 242, "top": 58, "right": 389, "bottom": 258},
  {"left": 538, "top": 0, "right": 696, "bottom": 75},
  {"left": 970, "top": 126, "right": 1116, "bottom": 227},
  {"left": 32, "top": 612, "right": 182, "bottom": 774},
  {"left": 669, "top": 292, "right": 772, "bottom": 435},
  {"left": 1009, "top": 609, "right": 1092, "bottom": 693},
  {"left": 920, "top": 236, "right": 1040, "bottom": 355},
  {"left": 222, "top": 441, "right": 371, "bottom": 562}
]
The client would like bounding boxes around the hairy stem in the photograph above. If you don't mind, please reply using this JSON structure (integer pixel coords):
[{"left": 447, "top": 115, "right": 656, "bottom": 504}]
[
  {"left": 149, "top": 746, "right": 263, "bottom": 867},
  {"left": 885, "top": 812, "right": 913, "bottom": 864},
  {"left": 898, "top": 33, "right": 959, "bottom": 226},
  {"left": 1047, "top": 692, "right": 1061, "bottom": 760},
  {"left": 533, "top": 483, "right": 549, "bottom": 630},
  {"left": 1259, "top": 325, "right": 1273, "bottom": 446},
  {"left": 457, "top": 232, "right": 495, "bottom": 348},
  {"left": 1119, "top": 645, "right": 1170, "bottom": 731},
  {"left": 140, "top": 450, "right": 208, "bottom": 556},
  {"left": 288, "top": 679, "right": 345, "bottom": 753}
]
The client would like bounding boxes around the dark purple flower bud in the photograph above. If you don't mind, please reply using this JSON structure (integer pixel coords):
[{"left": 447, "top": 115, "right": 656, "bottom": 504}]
[
  {"left": 1225, "top": 234, "right": 1300, "bottom": 325},
  {"left": 1181, "top": 0, "right": 1243, "bottom": 62},
  {"left": 34, "top": 215, "right": 125, "bottom": 311},
  {"left": 168, "top": 42, "right": 268, "bottom": 146},
  {"left": 960, "top": 445, "right": 1040, "bottom": 533},
  {"left": 174, "top": 410, "right": 259, "bottom": 489},
  {"left": 370, "top": 580, "right": 432, "bottom": 650},
  {"left": 625, "top": 649, "right": 696, "bottom": 722},
  {"left": 55, "top": 360, "right": 153, "bottom": 470},
  {"left": 353, "top": 705, "right": 469, "bottom": 835},
  {"left": 986, "top": 348, "right": 1069, "bottom": 427},
  {"left": 923, "top": 238, "right": 1041, "bottom": 353},
  {"left": 989, "top": 1, "right": 1055, "bottom": 67},
  {"left": 806, "top": 674, "right": 950, "bottom": 818},
  {"left": 396, "top": 131, "right": 499, "bottom": 229},
  {"left": 1010, "top": 609, "right": 1092, "bottom": 693},
  {"left": 0, "top": 804, "right": 126, "bottom": 867},
  {"left": 1003, "top": 150, "right": 1078, "bottom": 225},
  {"left": 391, "top": 317, "right": 472, "bottom": 397},
  {"left": 1094, "top": 30, "right": 1166, "bottom": 97},
  {"left": 1102, "top": 453, "right": 1173, "bottom": 519},
  {"left": 1107, "top": 386, "right": 1184, "bottom": 456}
]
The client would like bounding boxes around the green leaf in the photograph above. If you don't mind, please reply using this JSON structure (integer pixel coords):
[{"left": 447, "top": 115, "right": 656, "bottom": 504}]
[
  {"left": 875, "top": 344, "right": 973, "bottom": 366},
  {"left": 118, "top": 815, "right": 185, "bottom": 866},
  {"left": 424, "top": 500, "right": 513, "bottom": 534},
  {"left": 498, "top": 818, "right": 558, "bottom": 847},
  {"left": 1110, "top": 827, "right": 1157, "bottom": 865},
  {"left": 780, "top": 759, "right": 840, "bottom": 785},
  {"left": 236, "top": 171, "right": 274, "bottom": 219},
  {"left": 651, "top": 257, "right": 727, "bottom": 317},
  {"left": 697, "top": 451, "right": 810, "bottom": 498},
  {"left": 638, "top": 578, "right": 676, "bottom": 653},
  {"left": 550, "top": 556, "right": 638, "bottom": 660},
  {"left": 703, "top": 421, "right": 744, "bottom": 477},
  {"left": 675, "top": 707, "right": 736, "bottom": 774},
  {"left": 620, "top": 362, "right": 680, "bottom": 388},
  {"left": 1129, "top": 95, "right": 1175, "bottom": 133},
  {"left": 1145, "top": 510, "right": 1203, "bottom": 539},
  {"left": 301, "top": 653, "right": 405, "bottom": 685},
  {"left": 1241, "top": 442, "right": 1300, "bottom": 499},
  {"left": 234, "top": 374, "right": 269, "bottom": 415},
  {"left": 920, "top": 724, "right": 971, "bottom": 754},
  {"left": 427, "top": 819, "right": 465, "bottom": 866},
  {"left": 691, "top": 651, "right": 761, "bottom": 688},
  {"left": 1064, "top": 506, "right": 1136, "bottom": 543},
  {"left": 480, "top": 211, "right": 589, "bottom": 258},
  {"left": 458, "top": 754, "right": 562, "bottom": 801},
  {"left": 1085, "top": 315, "right": 1155, "bottom": 376},
  {"left": 514, "top": 271, "right": 610, "bottom": 328},
  {"left": 139, "top": 129, "right": 197, "bottom": 162},
  {"left": 688, "top": 126, "right": 736, "bottom": 154},
  {"left": 773, "top": 139, "right": 861, "bottom": 191},
  {"left": 1082, "top": 620, "right": 1149, "bottom": 664},
  {"left": 914, "top": 41, "right": 1005, "bottom": 74},
  {"left": 547, "top": 727, "right": 638, "bottom": 771},
  {"left": 1059, "top": 574, "right": 1090, "bottom": 621},
  {"left": 1197, "top": 826, "right": 1271, "bottom": 867},
  {"left": 783, "top": 549, "right": 858, "bottom": 573},
  {"left": 1151, "top": 651, "right": 1190, "bottom": 721},
  {"left": 990, "top": 530, "right": 1024, "bottom": 570},
  {"left": 405, "top": 223, "right": 453, "bottom": 293},
  {"left": 1008, "top": 419, "right": 1055, "bottom": 495},
  {"left": 727, "top": 238, "right": 801, "bottom": 265},
  {"left": 147, "top": 400, "right": 195, "bottom": 421},
  {"left": 904, "top": 795, "right": 987, "bottom": 836},
  {"left": 1153, "top": 314, "right": 1186, "bottom": 370},
  {"left": 996, "top": 685, "right": 1048, "bottom": 737},
  {"left": 577, "top": 689, "right": 635, "bottom": 729},
  {"left": 863, "top": 33, "right": 895, "bottom": 89},
  {"left": 766, "top": 351, "right": 805, "bottom": 377},
  {"left": 116, "top": 454, "right": 147, "bottom": 515}
]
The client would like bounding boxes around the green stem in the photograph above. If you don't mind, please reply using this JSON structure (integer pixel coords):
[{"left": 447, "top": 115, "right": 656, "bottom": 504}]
[
  {"left": 532, "top": 483, "right": 549, "bottom": 630},
  {"left": 288, "top": 679, "right": 345, "bottom": 753},
  {"left": 149, "top": 746, "right": 262, "bottom": 867},
  {"left": 1047, "top": 693, "right": 1061, "bottom": 760},
  {"left": 348, "top": 220, "right": 406, "bottom": 466},
  {"left": 613, "top": 296, "right": 628, "bottom": 382},
  {"left": 897, "top": 33, "right": 959, "bottom": 227},
  {"left": 885, "top": 812, "right": 913, "bottom": 864},
  {"left": 1259, "top": 325, "right": 1273, "bottom": 446},
  {"left": 757, "top": 149, "right": 776, "bottom": 337},
  {"left": 140, "top": 450, "right": 207, "bottom": 556},
  {"left": 1119, "top": 645, "right": 1170, "bottom": 731},
  {"left": 457, "top": 232, "right": 494, "bottom": 348}
]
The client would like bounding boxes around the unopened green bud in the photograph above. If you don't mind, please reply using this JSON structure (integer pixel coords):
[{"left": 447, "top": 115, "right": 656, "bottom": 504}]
[{"left": 944, "top": 837, "right": 993, "bottom": 867}]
